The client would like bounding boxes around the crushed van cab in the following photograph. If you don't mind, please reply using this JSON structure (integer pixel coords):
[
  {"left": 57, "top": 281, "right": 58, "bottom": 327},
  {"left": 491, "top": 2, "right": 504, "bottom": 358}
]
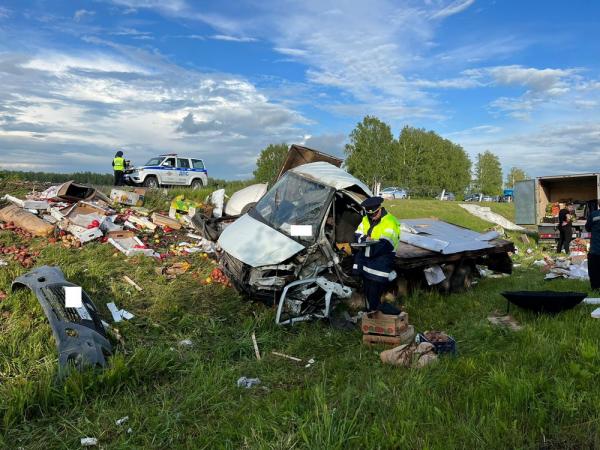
[{"left": 218, "top": 162, "right": 370, "bottom": 303}]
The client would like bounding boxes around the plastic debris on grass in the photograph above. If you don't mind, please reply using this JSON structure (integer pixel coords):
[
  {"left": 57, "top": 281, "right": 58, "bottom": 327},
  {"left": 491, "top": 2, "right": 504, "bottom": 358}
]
[
  {"left": 80, "top": 437, "right": 98, "bottom": 447},
  {"left": 237, "top": 376, "right": 261, "bottom": 389}
]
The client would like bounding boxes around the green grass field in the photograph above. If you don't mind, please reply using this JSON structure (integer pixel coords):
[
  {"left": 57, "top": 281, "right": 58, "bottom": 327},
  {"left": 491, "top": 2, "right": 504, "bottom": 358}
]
[{"left": 1, "top": 192, "right": 599, "bottom": 449}]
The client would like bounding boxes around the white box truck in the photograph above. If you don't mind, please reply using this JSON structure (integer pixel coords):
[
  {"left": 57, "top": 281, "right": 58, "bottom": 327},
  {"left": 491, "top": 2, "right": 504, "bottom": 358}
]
[{"left": 514, "top": 173, "right": 600, "bottom": 245}]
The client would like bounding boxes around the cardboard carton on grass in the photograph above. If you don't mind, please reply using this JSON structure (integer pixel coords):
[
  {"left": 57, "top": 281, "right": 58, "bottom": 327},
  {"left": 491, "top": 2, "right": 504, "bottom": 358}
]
[
  {"left": 110, "top": 188, "right": 145, "bottom": 207},
  {"left": 151, "top": 213, "right": 182, "bottom": 230},
  {"left": 361, "top": 310, "right": 409, "bottom": 336},
  {"left": 107, "top": 230, "right": 155, "bottom": 257}
]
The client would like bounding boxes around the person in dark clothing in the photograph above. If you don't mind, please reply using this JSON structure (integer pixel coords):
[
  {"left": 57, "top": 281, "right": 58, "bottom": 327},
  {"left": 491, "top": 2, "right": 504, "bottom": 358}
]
[
  {"left": 353, "top": 196, "right": 400, "bottom": 313},
  {"left": 112, "top": 150, "right": 125, "bottom": 186},
  {"left": 585, "top": 202, "right": 600, "bottom": 290},
  {"left": 557, "top": 204, "right": 574, "bottom": 254}
]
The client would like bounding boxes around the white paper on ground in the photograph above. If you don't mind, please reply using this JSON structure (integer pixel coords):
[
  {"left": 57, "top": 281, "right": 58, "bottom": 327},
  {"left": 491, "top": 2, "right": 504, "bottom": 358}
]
[
  {"left": 64, "top": 286, "right": 82, "bottom": 308},
  {"left": 423, "top": 265, "right": 446, "bottom": 285},
  {"left": 584, "top": 298, "right": 600, "bottom": 305},
  {"left": 290, "top": 225, "right": 312, "bottom": 236},
  {"left": 591, "top": 307, "right": 600, "bottom": 319}
]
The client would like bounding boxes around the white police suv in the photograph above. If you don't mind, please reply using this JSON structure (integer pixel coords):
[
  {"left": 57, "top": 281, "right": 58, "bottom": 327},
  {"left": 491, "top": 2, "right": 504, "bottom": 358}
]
[{"left": 124, "top": 154, "right": 208, "bottom": 189}]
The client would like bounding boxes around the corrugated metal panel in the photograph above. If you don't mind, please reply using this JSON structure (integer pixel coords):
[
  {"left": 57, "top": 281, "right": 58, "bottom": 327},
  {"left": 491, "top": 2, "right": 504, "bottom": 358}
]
[
  {"left": 514, "top": 179, "right": 536, "bottom": 225},
  {"left": 400, "top": 219, "right": 498, "bottom": 254}
]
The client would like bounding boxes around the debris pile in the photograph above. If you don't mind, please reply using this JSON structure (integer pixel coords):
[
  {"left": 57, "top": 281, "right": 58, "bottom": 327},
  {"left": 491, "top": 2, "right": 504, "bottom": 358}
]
[
  {"left": 0, "top": 181, "right": 220, "bottom": 266},
  {"left": 532, "top": 254, "right": 590, "bottom": 280}
]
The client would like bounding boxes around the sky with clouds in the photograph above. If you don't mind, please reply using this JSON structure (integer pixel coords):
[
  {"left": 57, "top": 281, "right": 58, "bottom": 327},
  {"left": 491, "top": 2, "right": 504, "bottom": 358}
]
[{"left": 0, "top": 0, "right": 599, "bottom": 179}]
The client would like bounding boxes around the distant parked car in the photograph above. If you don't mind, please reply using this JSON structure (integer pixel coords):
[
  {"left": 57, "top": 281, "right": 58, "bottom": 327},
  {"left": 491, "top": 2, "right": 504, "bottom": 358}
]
[
  {"left": 380, "top": 187, "right": 408, "bottom": 199},
  {"left": 481, "top": 195, "right": 494, "bottom": 202},
  {"left": 464, "top": 193, "right": 480, "bottom": 202},
  {"left": 437, "top": 192, "right": 456, "bottom": 201}
]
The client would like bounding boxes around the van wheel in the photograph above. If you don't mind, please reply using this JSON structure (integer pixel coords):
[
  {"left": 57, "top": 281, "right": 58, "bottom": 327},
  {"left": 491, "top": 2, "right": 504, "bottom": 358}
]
[
  {"left": 191, "top": 179, "right": 204, "bottom": 190},
  {"left": 450, "top": 262, "right": 474, "bottom": 293},
  {"left": 143, "top": 176, "right": 159, "bottom": 189}
]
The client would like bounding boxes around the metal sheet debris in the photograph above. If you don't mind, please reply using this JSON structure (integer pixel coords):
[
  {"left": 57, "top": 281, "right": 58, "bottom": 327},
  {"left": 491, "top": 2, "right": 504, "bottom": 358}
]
[
  {"left": 459, "top": 204, "right": 525, "bottom": 231},
  {"left": 400, "top": 219, "right": 498, "bottom": 254}
]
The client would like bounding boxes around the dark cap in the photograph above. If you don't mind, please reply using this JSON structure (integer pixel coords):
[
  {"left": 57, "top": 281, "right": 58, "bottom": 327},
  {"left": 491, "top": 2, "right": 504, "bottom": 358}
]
[{"left": 361, "top": 196, "right": 384, "bottom": 213}]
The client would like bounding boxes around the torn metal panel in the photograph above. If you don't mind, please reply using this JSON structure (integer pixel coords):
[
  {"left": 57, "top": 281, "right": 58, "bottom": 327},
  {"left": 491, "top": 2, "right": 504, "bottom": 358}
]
[
  {"left": 290, "top": 162, "right": 372, "bottom": 196},
  {"left": 277, "top": 144, "right": 343, "bottom": 180},
  {"left": 248, "top": 264, "right": 297, "bottom": 290},
  {"left": 275, "top": 277, "right": 352, "bottom": 325},
  {"left": 400, "top": 219, "right": 497, "bottom": 254},
  {"left": 12, "top": 266, "right": 112, "bottom": 370}
]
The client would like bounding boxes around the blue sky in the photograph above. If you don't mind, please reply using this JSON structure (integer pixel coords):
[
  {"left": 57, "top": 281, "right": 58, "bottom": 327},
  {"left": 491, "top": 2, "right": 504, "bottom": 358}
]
[{"left": 0, "top": 0, "right": 599, "bottom": 179}]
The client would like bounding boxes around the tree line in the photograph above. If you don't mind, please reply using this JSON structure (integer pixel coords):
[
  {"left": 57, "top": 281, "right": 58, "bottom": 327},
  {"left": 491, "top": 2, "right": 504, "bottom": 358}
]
[
  {"left": 0, "top": 170, "right": 115, "bottom": 185},
  {"left": 254, "top": 116, "right": 529, "bottom": 198}
]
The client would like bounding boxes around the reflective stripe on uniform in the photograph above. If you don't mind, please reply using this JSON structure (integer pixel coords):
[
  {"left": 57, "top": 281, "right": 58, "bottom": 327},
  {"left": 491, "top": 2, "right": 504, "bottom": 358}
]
[
  {"left": 365, "top": 245, "right": 371, "bottom": 257},
  {"left": 362, "top": 266, "right": 391, "bottom": 278}
]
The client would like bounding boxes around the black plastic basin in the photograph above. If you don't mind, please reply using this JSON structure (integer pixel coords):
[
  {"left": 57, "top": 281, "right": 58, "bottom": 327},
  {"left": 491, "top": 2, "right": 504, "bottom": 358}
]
[{"left": 501, "top": 290, "right": 587, "bottom": 313}]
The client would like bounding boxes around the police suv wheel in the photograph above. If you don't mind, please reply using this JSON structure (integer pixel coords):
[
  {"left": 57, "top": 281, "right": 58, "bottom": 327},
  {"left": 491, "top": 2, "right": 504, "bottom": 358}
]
[
  {"left": 191, "top": 179, "right": 203, "bottom": 190},
  {"left": 143, "top": 176, "right": 159, "bottom": 188}
]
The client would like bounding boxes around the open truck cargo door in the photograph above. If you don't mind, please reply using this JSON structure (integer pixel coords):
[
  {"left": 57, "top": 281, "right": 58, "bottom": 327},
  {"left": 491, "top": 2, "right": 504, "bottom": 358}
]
[
  {"left": 514, "top": 179, "right": 536, "bottom": 225},
  {"left": 277, "top": 145, "right": 343, "bottom": 181}
]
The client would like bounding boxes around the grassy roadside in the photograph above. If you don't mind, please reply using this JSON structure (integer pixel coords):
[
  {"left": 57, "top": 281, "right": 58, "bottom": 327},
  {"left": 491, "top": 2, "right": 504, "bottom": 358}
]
[
  {"left": 385, "top": 199, "right": 515, "bottom": 232},
  {"left": 2, "top": 190, "right": 600, "bottom": 449}
]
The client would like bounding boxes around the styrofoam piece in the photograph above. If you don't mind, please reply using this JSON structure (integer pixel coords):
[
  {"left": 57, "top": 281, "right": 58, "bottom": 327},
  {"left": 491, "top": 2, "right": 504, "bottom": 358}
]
[
  {"left": 424, "top": 265, "right": 446, "bottom": 285},
  {"left": 592, "top": 307, "right": 600, "bottom": 319}
]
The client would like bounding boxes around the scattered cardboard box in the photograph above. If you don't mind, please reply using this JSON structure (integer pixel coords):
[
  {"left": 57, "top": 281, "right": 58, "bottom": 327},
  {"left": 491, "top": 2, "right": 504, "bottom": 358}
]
[
  {"left": 362, "top": 326, "right": 415, "bottom": 346},
  {"left": 361, "top": 311, "right": 408, "bottom": 336},
  {"left": 110, "top": 189, "right": 145, "bottom": 207},
  {"left": 127, "top": 214, "right": 157, "bottom": 231},
  {"left": 151, "top": 212, "right": 182, "bottom": 230},
  {"left": 107, "top": 230, "right": 155, "bottom": 257}
]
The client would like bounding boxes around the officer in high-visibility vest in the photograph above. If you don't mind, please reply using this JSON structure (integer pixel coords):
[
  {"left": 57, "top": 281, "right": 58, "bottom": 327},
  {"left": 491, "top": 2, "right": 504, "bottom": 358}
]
[
  {"left": 353, "top": 196, "right": 400, "bottom": 313},
  {"left": 112, "top": 150, "right": 125, "bottom": 186}
]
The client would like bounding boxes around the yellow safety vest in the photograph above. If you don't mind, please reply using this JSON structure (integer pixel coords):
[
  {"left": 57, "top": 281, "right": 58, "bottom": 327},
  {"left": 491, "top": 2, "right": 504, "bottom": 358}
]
[
  {"left": 356, "top": 213, "right": 400, "bottom": 248},
  {"left": 113, "top": 157, "right": 125, "bottom": 171}
]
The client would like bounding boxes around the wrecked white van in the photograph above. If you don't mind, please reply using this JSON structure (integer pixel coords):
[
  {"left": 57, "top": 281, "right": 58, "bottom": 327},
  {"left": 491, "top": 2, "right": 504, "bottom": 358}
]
[
  {"left": 219, "top": 159, "right": 515, "bottom": 316},
  {"left": 218, "top": 162, "right": 370, "bottom": 303}
]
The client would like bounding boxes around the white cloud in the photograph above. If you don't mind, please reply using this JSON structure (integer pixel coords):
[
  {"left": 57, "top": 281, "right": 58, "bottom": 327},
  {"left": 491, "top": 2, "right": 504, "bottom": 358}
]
[
  {"left": 105, "top": 0, "right": 481, "bottom": 123},
  {"left": 430, "top": 0, "right": 475, "bottom": 19},
  {"left": 451, "top": 121, "right": 600, "bottom": 177},
  {"left": 0, "top": 47, "right": 309, "bottom": 178},
  {"left": 0, "top": 6, "right": 11, "bottom": 19},
  {"left": 210, "top": 34, "right": 257, "bottom": 43},
  {"left": 470, "top": 65, "right": 578, "bottom": 92},
  {"left": 274, "top": 47, "right": 308, "bottom": 57},
  {"left": 110, "top": 0, "right": 187, "bottom": 15},
  {"left": 74, "top": 9, "right": 95, "bottom": 22}
]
